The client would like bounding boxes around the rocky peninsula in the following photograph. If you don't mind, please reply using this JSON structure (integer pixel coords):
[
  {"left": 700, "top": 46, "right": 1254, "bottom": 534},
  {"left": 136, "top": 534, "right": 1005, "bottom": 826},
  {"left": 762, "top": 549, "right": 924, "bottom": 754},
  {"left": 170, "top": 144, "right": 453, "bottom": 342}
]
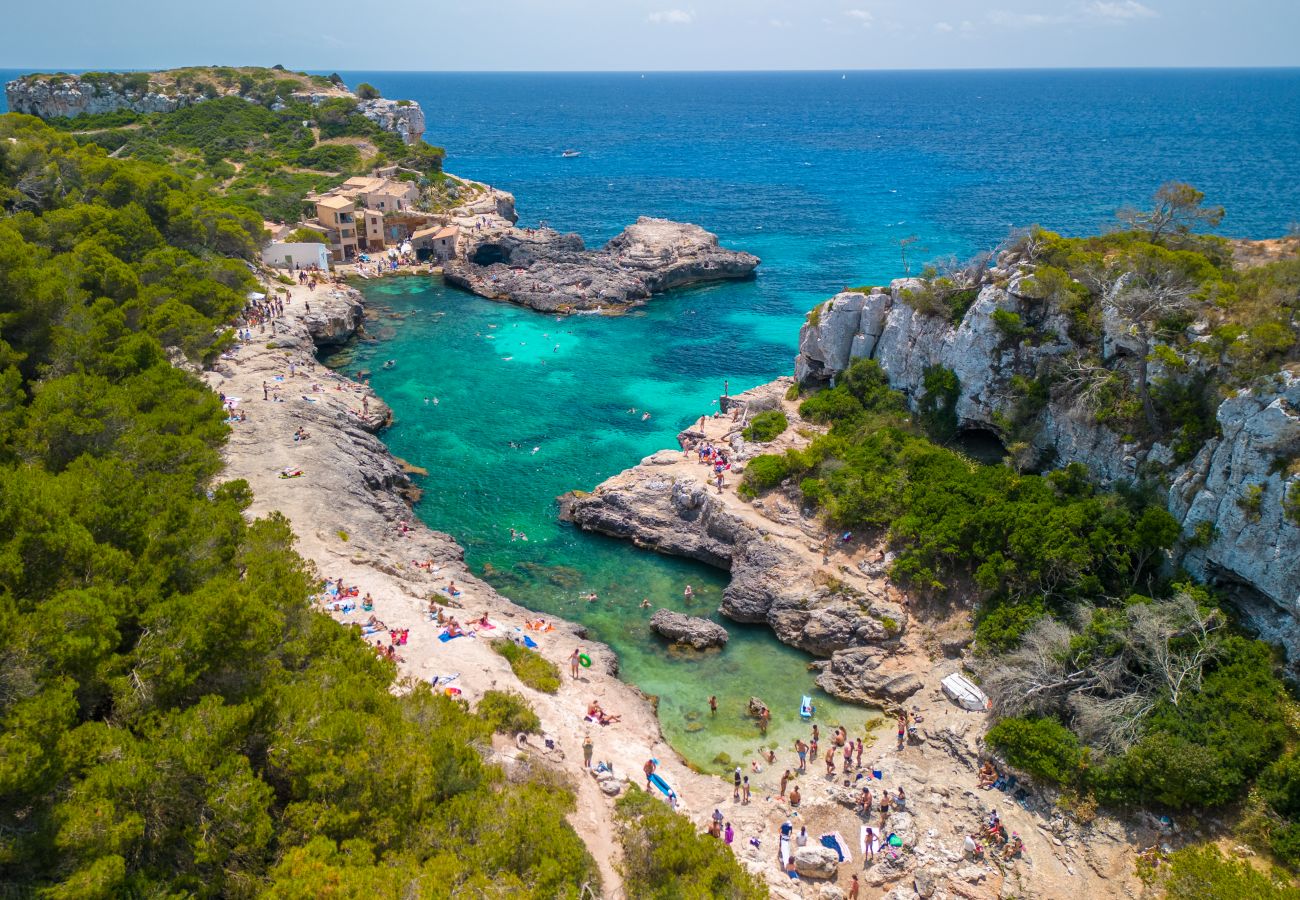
[{"left": 445, "top": 216, "right": 760, "bottom": 312}]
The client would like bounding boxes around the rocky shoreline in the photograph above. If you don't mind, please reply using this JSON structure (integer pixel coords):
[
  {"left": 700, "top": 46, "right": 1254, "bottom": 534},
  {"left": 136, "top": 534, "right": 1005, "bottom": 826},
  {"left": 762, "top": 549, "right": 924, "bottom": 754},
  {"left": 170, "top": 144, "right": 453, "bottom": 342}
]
[
  {"left": 560, "top": 380, "right": 1147, "bottom": 897},
  {"left": 446, "top": 216, "right": 760, "bottom": 312},
  {"left": 201, "top": 278, "right": 853, "bottom": 896}
]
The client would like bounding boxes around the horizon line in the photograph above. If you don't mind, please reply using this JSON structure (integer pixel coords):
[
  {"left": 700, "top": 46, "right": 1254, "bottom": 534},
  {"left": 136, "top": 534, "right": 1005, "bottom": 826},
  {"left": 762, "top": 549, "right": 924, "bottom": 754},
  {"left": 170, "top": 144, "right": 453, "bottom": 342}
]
[{"left": 4, "top": 65, "right": 1300, "bottom": 76}]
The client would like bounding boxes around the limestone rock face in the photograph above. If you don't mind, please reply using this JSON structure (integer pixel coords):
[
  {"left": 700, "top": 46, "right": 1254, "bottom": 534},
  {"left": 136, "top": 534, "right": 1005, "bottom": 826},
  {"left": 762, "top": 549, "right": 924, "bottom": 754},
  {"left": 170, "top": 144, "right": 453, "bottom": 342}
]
[
  {"left": 446, "top": 217, "right": 759, "bottom": 312},
  {"left": 793, "top": 845, "right": 841, "bottom": 879},
  {"left": 649, "top": 608, "right": 729, "bottom": 649},
  {"left": 793, "top": 266, "right": 1300, "bottom": 658},
  {"left": 355, "top": 98, "right": 425, "bottom": 144}
]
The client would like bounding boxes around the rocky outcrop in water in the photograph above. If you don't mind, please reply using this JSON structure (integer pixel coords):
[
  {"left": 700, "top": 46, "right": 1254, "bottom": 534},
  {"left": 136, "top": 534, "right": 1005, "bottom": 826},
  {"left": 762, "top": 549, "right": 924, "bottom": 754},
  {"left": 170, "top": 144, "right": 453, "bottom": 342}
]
[
  {"left": 649, "top": 609, "right": 729, "bottom": 649},
  {"left": 445, "top": 217, "right": 759, "bottom": 312},
  {"left": 794, "top": 262, "right": 1300, "bottom": 656}
]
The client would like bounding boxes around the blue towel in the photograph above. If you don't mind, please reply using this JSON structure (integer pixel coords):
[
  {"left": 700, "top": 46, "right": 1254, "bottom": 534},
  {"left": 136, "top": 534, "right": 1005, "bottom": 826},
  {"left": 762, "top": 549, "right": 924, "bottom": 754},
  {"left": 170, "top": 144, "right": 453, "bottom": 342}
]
[
  {"left": 820, "top": 834, "right": 845, "bottom": 862},
  {"left": 523, "top": 635, "right": 539, "bottom": 649},
  {"left": 871, "top": 769, "right": 882, "bottom": 780},
  {"left": 438, "top": 631, "right": 465, "bottom": 643}
]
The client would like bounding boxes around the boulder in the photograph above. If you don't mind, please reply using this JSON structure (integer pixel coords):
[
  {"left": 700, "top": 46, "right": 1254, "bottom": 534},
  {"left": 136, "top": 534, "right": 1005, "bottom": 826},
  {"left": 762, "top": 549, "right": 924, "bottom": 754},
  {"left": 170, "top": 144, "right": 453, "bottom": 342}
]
[
  {"left": 747, "top": 697, "right": 769, "bottom": 716},
  {"left": 649, "top": 609, "right": 729, "bottom": 650},
  {"left": 793, "top": 845, "right": 840, "bottom": 879}
]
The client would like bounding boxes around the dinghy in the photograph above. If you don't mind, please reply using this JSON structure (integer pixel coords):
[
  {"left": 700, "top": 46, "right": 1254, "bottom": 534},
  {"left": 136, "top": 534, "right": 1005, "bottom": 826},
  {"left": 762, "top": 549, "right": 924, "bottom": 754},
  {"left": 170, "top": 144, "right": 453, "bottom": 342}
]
[
  {"left": 941, "top": 673, "right": 990, "bottom": 711},
  {"left": 800, "top": 695, "right": 815, "bottom": 719}
]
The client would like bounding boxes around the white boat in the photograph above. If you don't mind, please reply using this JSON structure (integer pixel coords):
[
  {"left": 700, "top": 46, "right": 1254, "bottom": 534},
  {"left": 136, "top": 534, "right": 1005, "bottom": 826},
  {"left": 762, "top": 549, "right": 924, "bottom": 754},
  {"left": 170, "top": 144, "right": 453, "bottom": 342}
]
[
  {"left": 561, "top": 149, "right": 581, "bottom": 158},
  {"left": 941, "top": 673, "right": 990, "bottom": 711}
]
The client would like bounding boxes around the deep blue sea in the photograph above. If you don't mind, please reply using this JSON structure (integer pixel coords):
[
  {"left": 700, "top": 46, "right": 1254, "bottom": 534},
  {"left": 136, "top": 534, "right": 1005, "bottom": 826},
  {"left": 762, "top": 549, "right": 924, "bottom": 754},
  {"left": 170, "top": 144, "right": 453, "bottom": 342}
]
[{"left": 8, "top": 69, "right": 1300, "bottom": 767}]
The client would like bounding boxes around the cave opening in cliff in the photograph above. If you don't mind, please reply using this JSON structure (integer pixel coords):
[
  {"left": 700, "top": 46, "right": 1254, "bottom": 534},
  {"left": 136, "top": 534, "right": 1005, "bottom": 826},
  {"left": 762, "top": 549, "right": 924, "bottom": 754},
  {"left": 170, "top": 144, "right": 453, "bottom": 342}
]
[
  {"left": 951, "top": 427, "right": 1007, "bottom": 465},
  {"left": 471, "top": 243, "right": 511, "bottom": 266}
]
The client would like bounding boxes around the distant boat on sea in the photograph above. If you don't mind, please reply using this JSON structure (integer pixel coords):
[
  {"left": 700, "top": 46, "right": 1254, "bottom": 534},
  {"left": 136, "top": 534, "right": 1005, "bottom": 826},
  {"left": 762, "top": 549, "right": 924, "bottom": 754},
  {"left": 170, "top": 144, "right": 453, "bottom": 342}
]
[{"left": 561, "top": 149, "right": 581, "bottom": 158}]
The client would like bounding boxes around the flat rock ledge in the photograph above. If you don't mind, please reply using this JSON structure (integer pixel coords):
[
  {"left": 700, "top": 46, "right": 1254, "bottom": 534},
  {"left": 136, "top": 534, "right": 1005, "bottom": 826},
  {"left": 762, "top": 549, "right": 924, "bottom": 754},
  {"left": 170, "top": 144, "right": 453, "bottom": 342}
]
[
  {"left": 445, "top": 216, "right": 759, "bottom": 312},
  {"left": 649, "top": 608, "right": 729, "bottom": 649}
]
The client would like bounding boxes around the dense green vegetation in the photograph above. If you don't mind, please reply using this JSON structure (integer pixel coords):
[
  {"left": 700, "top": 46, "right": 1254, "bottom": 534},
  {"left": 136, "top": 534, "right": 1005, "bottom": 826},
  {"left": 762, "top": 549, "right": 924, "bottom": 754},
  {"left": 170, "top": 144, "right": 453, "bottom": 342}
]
[
  {"left": 742, "top": 409, "right": 787, "bottom": 442},
  {"left": 2, "top": 113, "right": 742, "bottom": 899},
  {"left": 34, "top": 67, "right": 446, "bottom": 222},
  {"left": 476, "top": 689, "right": 542, "bottom": 735},
  {"left": 747, "top": 355, "right": 1296, "bottom": 861},
  {"left": 615, "top": 788, "right": 767, "bottom": 899},
  {"left": 492, "top": 639, "right": 563, "bottom": 694}
]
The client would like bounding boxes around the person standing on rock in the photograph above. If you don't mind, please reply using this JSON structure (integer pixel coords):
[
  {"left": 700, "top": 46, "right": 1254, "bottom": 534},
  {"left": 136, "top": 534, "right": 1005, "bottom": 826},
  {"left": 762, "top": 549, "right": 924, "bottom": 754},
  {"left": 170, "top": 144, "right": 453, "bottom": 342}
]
[
  {"left": 788, "top": 785, "right": 801, "bottom": 807},
  {"left": 733, "top": 767, "right": 742, "bottom": 802},
  {"left": 644, "top": 758, "right": 657, "bottom": 786},
  {"left": 582, "top": 735, "right": 593, "bottom": 769},
  {"left": 742, "top": 776, "right": 751, "bottom": 804},
  {"left": 855, "top": 737, "right": 864, "bottom": 769},
  {"left": 780, "top": 769, "right": 792, "bottom": 798},
  {"left": 843, "top": 740, "right": 853, "bottom": 771},
  {"left": 896, "top": 712, "right": 907, "bottom": 751},
  {"left": 262, "top": 381, "right": 269, "bottom": 400},
  {"left": 825, "top": 747, "right": 836, "bottom": 778},
  {"left": 759, "top": 707, "right": 770, "bottom": 735},
  {"left": 849, "top": 874, "right": 860, "bottom": 899},
  {"left": 570, "top": 648, "right": 582, "bottom": 679}
]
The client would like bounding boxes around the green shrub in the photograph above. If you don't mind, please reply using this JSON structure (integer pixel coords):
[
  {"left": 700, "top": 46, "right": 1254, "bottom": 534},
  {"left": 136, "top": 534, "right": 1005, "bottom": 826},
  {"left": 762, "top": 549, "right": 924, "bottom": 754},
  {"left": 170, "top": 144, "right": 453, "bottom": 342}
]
[
  {"left": 975, "top": 598, "right": 1047, "bottom": 653},
  {"left": 739, "top": 453, "right": 791, "bottom": 496},
  {"left": 991, "top": 308, "right": 1027, "bottom": 340},
  {"left": 355, "top": 82, "right": 381, "bottom": 100},
  {"left": 477, "top": 690, "right": 541, "bottom": 734},
  {"left": 1239, "top": 484, "right": 1265, "bottom": 520},
  {"left": 1285, "top": 481, "right": 1300, "bottom": 527},
  {"left": 987, "top": 716, "right": 1085, "bottom": 784},
  {"left": 918, "top": 365, "right": 960, "bottom": 443},
  {"left": 744, "top": 409, "right": 788, "bottom": 443},
  {"left": 1157, "top": 845, "right": 1298, "bottom": 900},
  {"left": 615, "top": 787, "right": 767, "bottom": 899},
  {"left": 1270, "top": 823, "right": 1300, "bottom": 873},
  {"left": 1261, "top": 752, "right": 1300, "bottom": 819},
  {"left": 492, "top": 640, "right": 562, "bottom": 694}
]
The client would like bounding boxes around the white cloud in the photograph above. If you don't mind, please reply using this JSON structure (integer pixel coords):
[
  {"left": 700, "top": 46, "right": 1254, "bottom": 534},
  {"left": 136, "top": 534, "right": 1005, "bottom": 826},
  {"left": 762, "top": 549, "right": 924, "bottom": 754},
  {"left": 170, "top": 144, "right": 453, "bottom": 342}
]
[
  {"left": 987, "top": 9, "right": 1062, "bottom": 28},
  {"left": 647, "top": 8, "right": 694, "bottom": 25},
  {"left": 845, "top": 9, "right": 874, "bottom": 27},
  {"left": 1084, "top": 0, "right": 1158, "bottom": 20},
  {"left": 769, "top": 18, "right": 793, "bottom": 28},
  {"left": 934, "top": 20, "right": 954, "bottom": 32}
]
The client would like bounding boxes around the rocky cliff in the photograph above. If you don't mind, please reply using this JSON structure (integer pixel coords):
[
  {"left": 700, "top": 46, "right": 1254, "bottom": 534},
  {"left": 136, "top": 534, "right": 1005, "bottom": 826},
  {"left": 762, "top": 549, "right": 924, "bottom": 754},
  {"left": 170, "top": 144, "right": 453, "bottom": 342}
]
[
  {"left": 794, "top": 261, "right": 1300, "bottom": 653},
  {"left": 446, "top": 217, "right": 759, "bottom": 312},
  {"left": 6, "top": 68, "right": 425, "bottom": 144}
]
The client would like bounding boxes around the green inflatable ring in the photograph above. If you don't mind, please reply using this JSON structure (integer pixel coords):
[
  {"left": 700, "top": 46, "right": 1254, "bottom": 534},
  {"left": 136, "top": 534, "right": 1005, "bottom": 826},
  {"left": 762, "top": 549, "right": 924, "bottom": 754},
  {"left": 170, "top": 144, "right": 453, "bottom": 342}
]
[{"left": 578, "top": 653, "right": 592, "bottom": 668}]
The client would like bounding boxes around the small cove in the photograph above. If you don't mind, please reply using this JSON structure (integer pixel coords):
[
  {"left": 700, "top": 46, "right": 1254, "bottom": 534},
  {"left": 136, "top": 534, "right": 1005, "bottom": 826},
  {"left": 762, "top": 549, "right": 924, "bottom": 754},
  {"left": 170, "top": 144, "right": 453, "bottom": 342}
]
[{"left": 323, "top": 276, "right": 882, "bottom": 771}]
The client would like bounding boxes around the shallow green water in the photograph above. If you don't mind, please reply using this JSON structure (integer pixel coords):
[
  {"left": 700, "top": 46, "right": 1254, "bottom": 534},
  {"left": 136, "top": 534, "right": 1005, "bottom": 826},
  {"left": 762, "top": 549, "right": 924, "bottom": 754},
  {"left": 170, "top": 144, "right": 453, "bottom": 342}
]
[{"left": 324, "top": 276, "right": 879, "bottom": 771}]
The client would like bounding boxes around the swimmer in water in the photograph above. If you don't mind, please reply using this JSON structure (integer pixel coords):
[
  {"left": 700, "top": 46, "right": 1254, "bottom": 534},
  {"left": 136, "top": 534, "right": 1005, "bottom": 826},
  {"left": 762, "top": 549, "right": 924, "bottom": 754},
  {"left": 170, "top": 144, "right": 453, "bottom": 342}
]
[
  {"left": 642, "top": 412, "right": 651, "bottom": 421},
  {"left": 532, "top": 446, "right": 540, "bottom": 454},
  {"left": 640, "top": 598, "right": 651, "bottom": 608},
  {"left": 433, "top": 397, "right": 439, "bottom": 405}
]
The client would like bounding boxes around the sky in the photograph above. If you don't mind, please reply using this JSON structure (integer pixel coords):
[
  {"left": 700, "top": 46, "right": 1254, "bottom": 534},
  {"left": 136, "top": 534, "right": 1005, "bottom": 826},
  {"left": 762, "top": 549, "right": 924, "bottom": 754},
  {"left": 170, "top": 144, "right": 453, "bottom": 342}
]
[{"left": 5, "top": 0, "right": 1298, "bottom": 71}]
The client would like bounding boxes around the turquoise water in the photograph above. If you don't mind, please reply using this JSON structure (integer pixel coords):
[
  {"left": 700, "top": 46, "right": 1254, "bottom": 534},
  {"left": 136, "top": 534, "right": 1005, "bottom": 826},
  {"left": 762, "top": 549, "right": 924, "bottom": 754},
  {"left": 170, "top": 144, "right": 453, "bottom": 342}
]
[
  {"left": 324, "top": 278, "right": 882, "bottom": 770},
  {"left": 304, "top": 70, "right": 1300, "bottom": 770}
]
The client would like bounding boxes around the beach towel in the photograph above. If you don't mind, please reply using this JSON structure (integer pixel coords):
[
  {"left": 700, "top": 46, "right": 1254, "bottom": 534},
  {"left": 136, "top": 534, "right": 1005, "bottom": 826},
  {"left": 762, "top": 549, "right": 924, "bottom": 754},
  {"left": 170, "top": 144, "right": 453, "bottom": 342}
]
[
  {"left": 820, "top": 832, "right": 851, "bottom": 864},
  {"left": 780, "top": 835, "right": 791, "bottom": 866},
  {"left": 438, "top": 631, "right": 466, "bottom": 643},
  {"left": 430, "top": 673, "right": 460, "bottom": 687},
  {"left": 871, "top": 769, "right": 882, "bottom": 780},
  {"left": 523, "top": 635, "right": 539, "bottom": 649}
]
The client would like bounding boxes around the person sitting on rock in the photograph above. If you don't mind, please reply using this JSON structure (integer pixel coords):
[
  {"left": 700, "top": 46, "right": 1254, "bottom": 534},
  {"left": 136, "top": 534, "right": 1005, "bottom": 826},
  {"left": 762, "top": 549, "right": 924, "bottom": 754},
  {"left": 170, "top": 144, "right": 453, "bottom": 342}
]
[
  {"left": 788, "top": 785, "right": 801, "bottom": 807},
  {"left": 1002, "top": 832, "right": 1024, "bottom": 859},
  {"left": 978, "top": 760, "right": 998, "bottom": 789},
  {"left": 964, "top": 833, "right": 984, "bottom": 859}
]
